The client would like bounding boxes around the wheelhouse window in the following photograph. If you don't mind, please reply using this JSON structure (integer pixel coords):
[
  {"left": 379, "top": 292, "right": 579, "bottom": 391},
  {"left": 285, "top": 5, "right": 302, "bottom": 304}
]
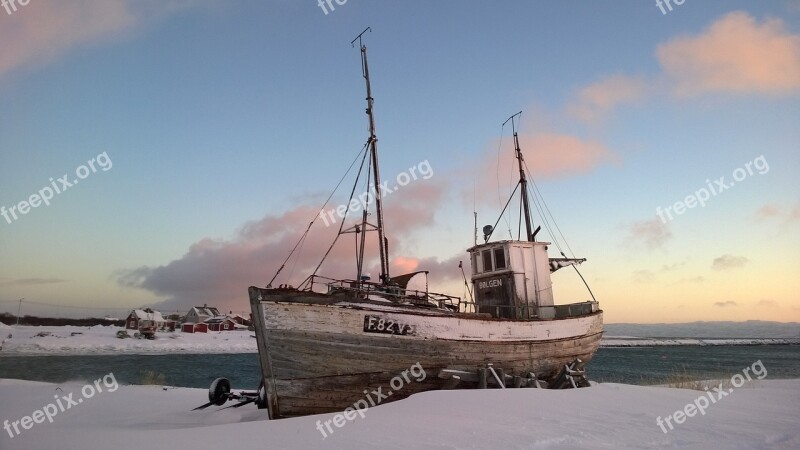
[
  {"left": 481, "top": 250, "right": 493, "bottom": 272},
  {"left": 494, "top": 247, "right": 506, "bottom": 270}
]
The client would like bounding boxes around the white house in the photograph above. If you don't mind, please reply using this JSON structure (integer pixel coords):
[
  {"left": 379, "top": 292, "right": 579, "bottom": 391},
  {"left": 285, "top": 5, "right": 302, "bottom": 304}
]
[{"left": 184, "top": 305, "right": 221, "bottom": 324}]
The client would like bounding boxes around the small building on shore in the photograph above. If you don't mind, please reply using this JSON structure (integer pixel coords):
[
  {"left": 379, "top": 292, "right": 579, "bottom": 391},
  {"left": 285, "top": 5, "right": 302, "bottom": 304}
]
[
  {"left": 125, "top": 309, "right": 166, "bottom": 330},
  {"left": 226, "top": 313, "right": 251, "bottom": 327},
  {"left": 181, "top": 322, "right": 208, "bottom": 333},
  {"left": 205, "top": 317, "right": 237, "bottom": 332},
  {"left": 183, "top": 305, "right": 221, "bottom": 324}
]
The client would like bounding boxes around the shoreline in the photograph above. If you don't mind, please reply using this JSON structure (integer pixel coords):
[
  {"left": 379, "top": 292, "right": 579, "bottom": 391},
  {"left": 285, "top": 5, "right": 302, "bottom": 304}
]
[{"left": 1, "top": 325, "right": 798, "bottom": 356}]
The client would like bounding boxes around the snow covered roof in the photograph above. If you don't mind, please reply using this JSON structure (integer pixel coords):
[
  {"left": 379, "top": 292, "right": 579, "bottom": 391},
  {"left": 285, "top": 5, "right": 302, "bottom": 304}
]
[
  {"left": 130, "top": 310, "right": 165, "bottom": 322},
  {"left": 189, "top": 306, "right": 220, "bottom": 318},
  {"left": 204, "top": 316, "right": 235, "bottom": 324}
]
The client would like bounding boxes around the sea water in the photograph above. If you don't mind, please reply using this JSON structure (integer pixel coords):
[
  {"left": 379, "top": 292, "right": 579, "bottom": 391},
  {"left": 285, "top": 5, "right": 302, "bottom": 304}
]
[{"left": 0, "top": 345, "right": 798, "bottom": 390}]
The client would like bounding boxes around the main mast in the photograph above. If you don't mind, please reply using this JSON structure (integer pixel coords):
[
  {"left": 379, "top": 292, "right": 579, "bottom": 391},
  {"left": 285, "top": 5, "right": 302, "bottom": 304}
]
[
  {"left": 505, "top": 112, "right": 535, "bottom": 242},
  {"left": 353, "top": 28, "right": 390, "bottom": 284}
]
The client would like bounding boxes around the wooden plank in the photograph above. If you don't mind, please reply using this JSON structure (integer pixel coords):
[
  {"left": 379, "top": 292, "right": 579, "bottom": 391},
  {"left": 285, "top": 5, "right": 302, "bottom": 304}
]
[{"left": 248, "top": 287, "right": 280, "bottom": 418}]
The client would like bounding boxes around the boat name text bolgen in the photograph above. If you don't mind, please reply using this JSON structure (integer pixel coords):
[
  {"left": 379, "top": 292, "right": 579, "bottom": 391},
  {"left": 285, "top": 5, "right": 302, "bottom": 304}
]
[{"left": 478, "top": 279, "right": 503, "bottom": 289}]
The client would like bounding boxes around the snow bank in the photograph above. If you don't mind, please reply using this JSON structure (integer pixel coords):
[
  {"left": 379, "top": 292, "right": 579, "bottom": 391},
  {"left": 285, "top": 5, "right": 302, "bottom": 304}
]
[
  {"left": 0, "top": 378, "right": 797, "bottom": 449},
  {"left": 0, "top": 325, "right": 256, "bottom": 355}
]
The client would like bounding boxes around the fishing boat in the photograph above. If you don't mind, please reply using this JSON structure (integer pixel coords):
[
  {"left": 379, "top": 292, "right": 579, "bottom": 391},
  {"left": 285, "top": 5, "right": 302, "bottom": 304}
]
[{"left": 247, "top": 29, "right": 603, "bottom": 419}]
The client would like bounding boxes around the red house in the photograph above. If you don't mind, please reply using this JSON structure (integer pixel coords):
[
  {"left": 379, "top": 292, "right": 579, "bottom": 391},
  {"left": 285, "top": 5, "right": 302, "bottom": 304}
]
[
  {"left": 226, "top": 313, "right": 251, "bottom": 327},
  {"left": 181, "top": 322, "right": 208, "bottom": 333},
  {"left": 205, "top": 317, "right": 236, "bottom": 332}
]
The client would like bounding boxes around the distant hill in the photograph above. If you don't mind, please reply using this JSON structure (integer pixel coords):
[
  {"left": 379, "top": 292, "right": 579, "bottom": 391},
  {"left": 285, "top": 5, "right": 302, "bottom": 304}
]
[
  {"left": 605, "top": 321, "right": 800, "bottom": 339},
  {"left": 0, "top": 313, "right": 124, "bottom": 328}
]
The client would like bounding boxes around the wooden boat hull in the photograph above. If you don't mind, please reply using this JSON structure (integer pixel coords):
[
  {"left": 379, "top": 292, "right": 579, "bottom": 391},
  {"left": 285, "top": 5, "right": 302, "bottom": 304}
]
[{"left": 249, "top": 287, "right": 603, "bottom": 418}]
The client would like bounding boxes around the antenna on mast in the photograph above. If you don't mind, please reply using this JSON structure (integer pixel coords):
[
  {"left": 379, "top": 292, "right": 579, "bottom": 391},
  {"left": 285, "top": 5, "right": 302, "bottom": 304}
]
[{"left": 350, "top": 27, "right": 371, "bottom": 47}]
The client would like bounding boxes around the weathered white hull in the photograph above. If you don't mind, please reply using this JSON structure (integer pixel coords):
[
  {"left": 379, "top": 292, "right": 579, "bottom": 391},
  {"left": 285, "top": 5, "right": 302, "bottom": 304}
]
[{"left": 249, "top": 287, "right": 603, "bottom": 418}]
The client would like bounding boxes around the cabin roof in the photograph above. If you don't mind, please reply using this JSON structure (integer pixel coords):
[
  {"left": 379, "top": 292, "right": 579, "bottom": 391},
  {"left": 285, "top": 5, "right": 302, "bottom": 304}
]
[
  {"left": 467, "top": 239, "right": 551, "bottom": 253},
  {"left": 188, "top": 306, "right": 220, "bottom": 317}
]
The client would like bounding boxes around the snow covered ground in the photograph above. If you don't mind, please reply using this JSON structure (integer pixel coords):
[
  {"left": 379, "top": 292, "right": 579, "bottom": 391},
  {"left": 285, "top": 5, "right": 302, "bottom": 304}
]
[
  {"left": 0, "top": 325, "right": 257, "bottom": 355},
  {"left": 0, "top": 378, "right": 797, "bottom": 449}
]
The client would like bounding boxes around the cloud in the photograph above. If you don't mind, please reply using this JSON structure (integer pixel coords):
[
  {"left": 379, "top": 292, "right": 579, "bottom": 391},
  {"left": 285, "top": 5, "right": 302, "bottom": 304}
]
[
  {"left": 711, "top": 254, "right": 749, "bottom": 270},
  {"left": 661, "top": 261, "right": 687, "bottom": 272},
  {"left": 117, "top": 176, "right": 453, "bottom": 313},
  {"left": 714, "top": 300, "right": 738, "bottom": 307},
  {"left": 656, "top": 11, "right": 800, "bottom": 96},
  {"left": 757, "top": 299, "right": 778, "bottom": 307},
  {"left": 469, "top": 131, "right": 618, "bottom": 205},
  {"left": 390, "top": 254, "right": 465, "bottom": 285},
  {"left": 117, "top": 205, "right": 371, "bottom": 313},
  {"left": 752, "top": 202, "right": 800, "bottom": 225},
  {"left": 632, "top": 270, "right": 655, "bottom": 284},
  {"left": 0, "top": 0, "right": 197, "bottom": 79},
  {"left": 623, "top": 218, "right": 672, "bottom": 250},
  {"left": 673, "top": 276, "right": 705, "bottom": 285},
  {"left": 516, "top": 133, "right": 618, "bottom": 178},
  {"left": 567, "top": 74, "right": 649, "bottom": 122},
  {"left": 0, "top": 277, "right": 67, "bottom": 286},
  {"left": 383, "top": 181, "right": 446, "bottom": 236},
  {"left": 562, "top": 11, "right": 800, "bottom": 120},
  {"left": 753, "top": 203, "right": 783, "bottom": 221}
]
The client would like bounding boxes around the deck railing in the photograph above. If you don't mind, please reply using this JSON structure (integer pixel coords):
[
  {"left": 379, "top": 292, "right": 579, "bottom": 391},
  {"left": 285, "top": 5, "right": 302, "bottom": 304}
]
[
  {"left": 300, "top": 276, "right": 598, "bottom": 318},
  {"left": 304, "top": 275, "right": 475, "bottom": 313}
]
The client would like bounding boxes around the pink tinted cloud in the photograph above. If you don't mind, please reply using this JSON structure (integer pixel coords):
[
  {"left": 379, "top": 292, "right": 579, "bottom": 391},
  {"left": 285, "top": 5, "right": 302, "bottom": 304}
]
[
  {"left": 753, "top": 203, "right": 782, "bottom": 221},
  {"left": 389, "top": 254, "right": 465, "bottom": 285},
  {"left": 562, "top": 11, "right": 800, "bottom": 116},
  {"left": 117, "top": 175, "right": 452, "bottom": 313},
  {"left": 383, "top": 181, "right": 446, "bottom": 237},
  {"left": 116, "top": 205, "right": 370, "bottom": 313},
  {"left": 752, "top": 202, "right": 800, "bottom": 226},
  {"left": 0, "top": 0, "right": 196, "bottom": 79},
  {"left": 469, "top": 132, "right": 617, "bottom": 205},
  {"left": 656, "top": 11, "right": 800, "bottom": 96},
  {"left": 519, "top": 134, "right": 617, "bottom": 178},
  {"left": 567, "top": 74, "right": 649, "bottom": 122}
]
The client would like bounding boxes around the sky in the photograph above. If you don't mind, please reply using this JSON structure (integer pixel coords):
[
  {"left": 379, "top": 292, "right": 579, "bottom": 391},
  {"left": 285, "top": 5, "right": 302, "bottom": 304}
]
[{"left": 0, "top": 0, "right": 798, "bottom": 323}]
